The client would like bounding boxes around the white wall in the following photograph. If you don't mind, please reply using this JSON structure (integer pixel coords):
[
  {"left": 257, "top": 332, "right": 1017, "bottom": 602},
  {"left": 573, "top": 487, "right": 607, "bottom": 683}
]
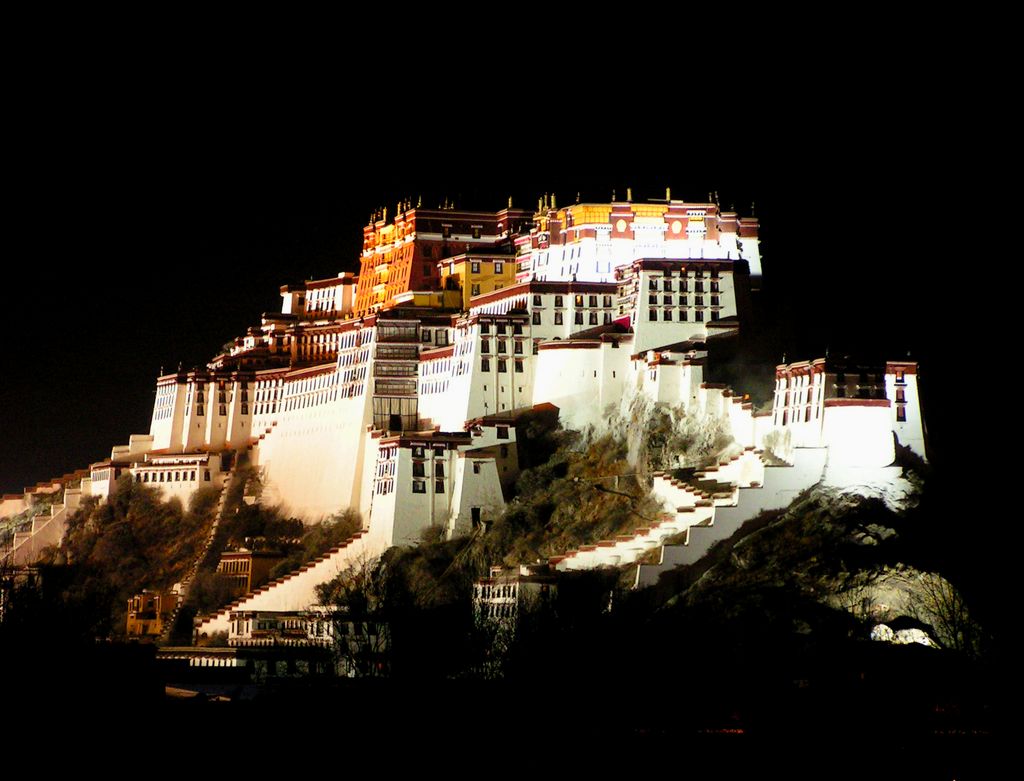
[
  {"left": 821, "top": 403, "right": 895, "bottom": 468},
  {"left": 254, "top": 384, "right": 374, "bottom": 521},
  {"left": 885, "top": 367, "right": 926, "bottom": 459},
  {"left": 447, "top": 456, "right": 505, "bottom": 537}
]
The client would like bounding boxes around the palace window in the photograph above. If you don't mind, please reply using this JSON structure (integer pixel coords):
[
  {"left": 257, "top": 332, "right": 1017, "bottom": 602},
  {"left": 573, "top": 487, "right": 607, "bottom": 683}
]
[
  {"left": 695, "top": 281, "right": 704, "bottom": 293},
  {"left": 435, "top": 480, "right": 445, "bottom": 493},
  {"left": 412, "top": 480, "right": 426, "bottom": 493},
  {"left": 435, "top": 462, "right": 445, "bottom": 477},
  {"left": 664, "top": 310, "right": 673, "bottom": 321},
  {"left": 471, "top": 284, "right": 480, "bottom": 296},
  {"left": 895, "top": 370, "right": 905, "bottom": 383},
  {"left": 481, "top": 358, "right": 491, "bottom": 372},
  {"left": 695, "top": 296, "right": 704, "bottom": 307},
  {"left": 589, "top": 295, "right": 598, "bottom": 307},
  {"left": 422, "top": 329, "right": 432, "bottom": 342},
  {"left": 472, "top": 227, "right": 481, "bottom": 240},
  {"left": 514, "top": 341, "right": 523, "bottom": 354},
  {"left": 497, "top": 323, "right": 506, "bottom": 335},
  {"left": 711, "top": 310, "right": 719, "bottom": 321},
  {"left": 442, "top": 226, "right": 451, "bottom": 239},
  {"left": 480, "top": 322, "right": 490, "bottom": 334},
  {"left": 498, "top": 359, "right": 507, "bottom": 373},
  {"left": 662, "top": 280, "right": 673, "bottom": 292},
  {"left": 649, "top": 295, "right": 658, "bottom": 305},
  {"left": 896, "top": 388, "right": 906, "bottom": 402},
  {"left": 219, "top": 405, "right": 227, "bottom": 416},
  {"left": 554, "top": 312, "right": 563, "bottom": 325},
  {"left": 897, "top": 406, "right": 907, "bottom": 422},
  {"left": 695, "top": 311, "right": 704, "bottom": 322},
  {"left": 663, "top": 295, "right": 673, "bottom": 305},
  {"left": 413, "top": 462, "right": 426, "bottom": 478},
  {"left": 514, "top": 360, "right": 523, "bottom": 373},
  {"left": 473, "top": 462, "right": 481, "bottom": 474},
  {"left": 495, "top": 262, "right": 503, "bottom": 273},
  {"left": 554, "top": 295, "right": 563, "bottom": 307},
  {"left": 471, "top": 261, "right": 481, "bottom": 273},
  {"left": 197, "top": 405, "right": 204, "bottom": 416},
  {"left": 649, "top": 309, "right": 657, "bottom": 321},
  {"left": 497, "top": 426, "right": 509, "bottom": 439},
  {"left": 603, "top": 295, "right": 612, "bottom": 307},
  {"left": 589, "top": 312, "right": 598, "bottom": 324},
  {"left": 481, "top": 339, "right": 490, "bottom": 353},
  {"left": 497, "top": 340, "right": 507, "bottom": 353},
  {"left": 532, "top": 311, "right": 541, "bottom": 325},
  {"left": 533, "top": 295, "right": 542, "bottom": 306}
]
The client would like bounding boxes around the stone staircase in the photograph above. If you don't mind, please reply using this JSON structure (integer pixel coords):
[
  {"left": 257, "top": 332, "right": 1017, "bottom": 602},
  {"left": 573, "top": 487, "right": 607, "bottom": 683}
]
[
  {"left": 157, "top": 461, "right": 240, "bottom": 644},
  {"left": 548, "top": 448, "right": 760, "bottom": 572},
  {"left": 542, "top": 447, "right": 828, "bottom": 586},
  {"left": 3, "top": 485, "right": 83, "bottom": 566},
  {"left": 634, "top": 447, "right": 828, "bottom": 587},
  {"left": 193, "top": 527, "right": 388, "bottom": 640}
]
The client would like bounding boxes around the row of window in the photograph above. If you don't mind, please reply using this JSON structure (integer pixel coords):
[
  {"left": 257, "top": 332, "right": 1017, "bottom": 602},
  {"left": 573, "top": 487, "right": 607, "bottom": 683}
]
[
  {"left": 535, "top": 311, "right": 614, "bottom": 326},
  {"left": 194, "top": 405, "right": 232, "bottom": 416},
  {"left": 531, "top": 294, "right": 615, "bottom": 309},
  {"left": 469, "top": 260, "right": 504, "bottom": 274},
  {"left": 135, "top": 469, "right": 212, "bottom": 483},
  {"left": 481, "top": 359, "right": 524, "bottom": 373},
  {"left": 480, "top": 339, "right": 524, "bottom": 354},
  {"left": 440, "top": 225, "right": 485, "bottom": 240},
  {"left": 648, "top": 310, "right": 718, "bottom": 322},
  {"left": 479, "top": 322, "right": 524, "bottom": 335},
  {"left": 412, "top": 479, "right": 447, "bottom": 494},
  {"left": 412, "top": 462, "right": 446, "bottom": 478},
  {"left": 649, "top": 268, "right": 720, "bottom": 278},
  {"left": 648, "top": 295, "right": 720, "bottom": 307},
  {"left": 648, "top": 280, "right": 720, "bottom": 292}
]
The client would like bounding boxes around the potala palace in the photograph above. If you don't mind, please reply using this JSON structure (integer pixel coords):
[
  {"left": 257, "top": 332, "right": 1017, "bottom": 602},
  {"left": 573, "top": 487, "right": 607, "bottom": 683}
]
[{"left": 2, "top": 193, "right": 926, "bottom": 644}]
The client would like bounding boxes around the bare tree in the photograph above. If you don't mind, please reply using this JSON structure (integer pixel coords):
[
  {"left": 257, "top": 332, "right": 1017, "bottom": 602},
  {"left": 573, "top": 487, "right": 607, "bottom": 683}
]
[
  {"left": 317, "top": 555, "right": 392, "bottom": 677},
  {"left": 904, "top": 571, "right": 982, "bottom": 657}
]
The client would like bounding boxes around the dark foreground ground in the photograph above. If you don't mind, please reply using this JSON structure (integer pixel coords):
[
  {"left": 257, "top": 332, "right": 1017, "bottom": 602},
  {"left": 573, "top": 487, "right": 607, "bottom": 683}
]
[{"left": 1, "top": 639, "right": 1007, "bottom": 778}]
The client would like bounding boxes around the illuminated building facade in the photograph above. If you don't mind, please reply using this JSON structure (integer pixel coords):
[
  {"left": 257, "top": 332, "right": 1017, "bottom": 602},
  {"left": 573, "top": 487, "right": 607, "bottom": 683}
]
[
  {"left": 353, "top": 204, "right": 533, "bottom": 318},
  {"left": 2, "top": 192, "right": 925, "bottom": 643}
]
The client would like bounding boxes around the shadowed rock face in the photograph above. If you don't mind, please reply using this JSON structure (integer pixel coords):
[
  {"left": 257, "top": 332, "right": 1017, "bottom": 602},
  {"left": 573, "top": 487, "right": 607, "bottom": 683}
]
[{"left": 650, "top": 482, "right": 983, "bottom": 657}]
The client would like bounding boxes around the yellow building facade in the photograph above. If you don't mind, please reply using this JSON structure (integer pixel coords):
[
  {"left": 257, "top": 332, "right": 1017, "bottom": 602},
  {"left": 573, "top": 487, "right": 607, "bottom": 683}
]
[{"left": 438, "top": 253, "right": 518, "bottom": 309}]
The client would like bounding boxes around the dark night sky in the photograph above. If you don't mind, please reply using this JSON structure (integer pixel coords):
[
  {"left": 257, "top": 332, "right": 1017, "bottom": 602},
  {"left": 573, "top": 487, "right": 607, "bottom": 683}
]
[{"left": 0, "top": 70, "right": 988, "bottom": 494}]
